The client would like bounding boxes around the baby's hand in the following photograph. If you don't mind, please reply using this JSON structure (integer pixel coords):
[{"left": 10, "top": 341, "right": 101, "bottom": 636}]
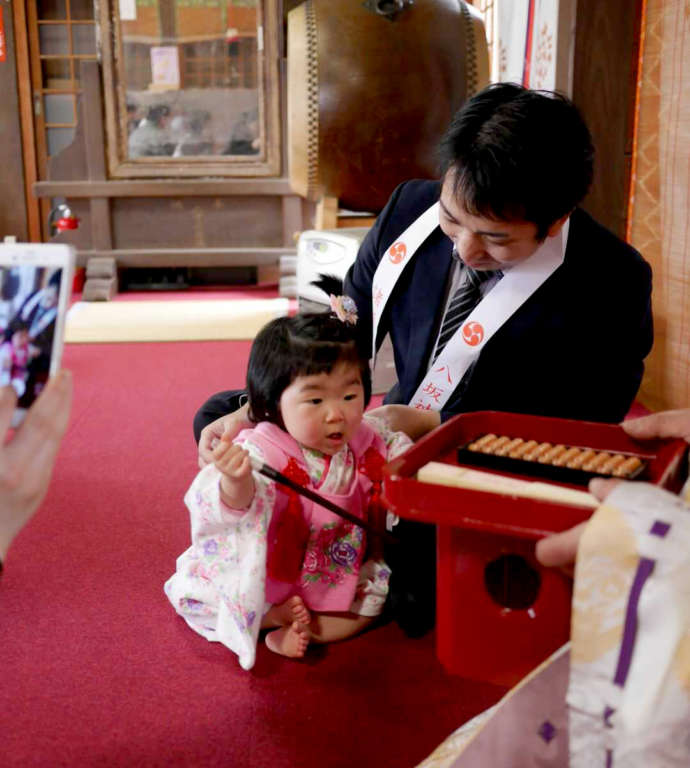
[
  {"left": 213, "top": 437, "right": 255, "bottom": 510},
  {"left": 213, "top": 438, "right": 251, "bottom": 480}
]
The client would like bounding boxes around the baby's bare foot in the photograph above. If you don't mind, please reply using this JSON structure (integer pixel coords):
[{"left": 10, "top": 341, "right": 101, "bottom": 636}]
[
  {"left": 265, "top": 595, "right": 311, "bottom": 628},
  {"left": 265, "top": 621, "right": 310, "bottom": 658},
  {"left": 285, "top": 595, "right": 311, "bottom": 625}
]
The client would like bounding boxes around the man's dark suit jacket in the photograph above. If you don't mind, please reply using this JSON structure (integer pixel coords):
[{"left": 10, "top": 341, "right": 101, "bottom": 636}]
[{"left": 345, "top": 179, "right": 653, "bottom": 425}]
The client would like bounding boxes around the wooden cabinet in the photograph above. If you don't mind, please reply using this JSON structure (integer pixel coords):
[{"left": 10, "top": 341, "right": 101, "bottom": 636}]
[{"left": 12, "top": 1, "right": 307, "bottom": 269}]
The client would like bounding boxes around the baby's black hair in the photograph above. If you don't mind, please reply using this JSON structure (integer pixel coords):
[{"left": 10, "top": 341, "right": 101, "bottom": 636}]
[
  {"left": 246, "top": 313, "right": 371, "bottom": 426},
  {"left": 3, "top": 318, "right": 30, "bottom": 342}
]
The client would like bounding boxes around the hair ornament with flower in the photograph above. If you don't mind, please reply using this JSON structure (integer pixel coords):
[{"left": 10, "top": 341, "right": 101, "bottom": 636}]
[{"left": 329, "top": 294, "right": 358, "bottom": 325}]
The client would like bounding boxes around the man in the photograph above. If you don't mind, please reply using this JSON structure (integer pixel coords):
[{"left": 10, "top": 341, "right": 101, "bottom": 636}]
[
  {"left": 16, "top": 272, "right": 61, "bottom": 407},
  {"left": 194, "top": 84, "right": 653, "bottom": 634},
  {"left": 345, "top": 83, "right": 652, "bottom": 426},
  {"left": 19, "top": 271, "right": 59, "bottom": 350},
  {"left": 342, "top": 83, "right": 652, "bottom": 632}
]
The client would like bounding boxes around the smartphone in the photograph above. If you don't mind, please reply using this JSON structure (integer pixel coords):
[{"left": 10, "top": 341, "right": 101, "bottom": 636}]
[{"left": 0, "top": 242, "right": 75, "bottom": 427}]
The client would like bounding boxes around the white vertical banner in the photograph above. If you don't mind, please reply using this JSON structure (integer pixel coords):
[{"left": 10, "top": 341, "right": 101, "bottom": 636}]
[
  {"left": 494, "top": 0, "right": 575, "bottom": 95},
  {"left": 529, "top": 0, "right": 559, "bottom": 90},
  {"left": 495, "top": 0, "right": 530, "bottom": 84}
]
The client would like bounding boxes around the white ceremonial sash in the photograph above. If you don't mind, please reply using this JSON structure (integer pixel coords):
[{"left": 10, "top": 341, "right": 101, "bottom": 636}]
[
  {"left": 371, "top": 202, "right": 440, "bottom": 360},
  {"left": 369, "top": 200, "right": 569, "bottom": 412},
  {"left": 409, "top": 219, "right": 569, "bottom": 411}
]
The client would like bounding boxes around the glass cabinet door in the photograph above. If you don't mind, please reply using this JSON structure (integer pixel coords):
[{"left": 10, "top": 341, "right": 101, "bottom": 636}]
[{"left": 100, "top": 0, "right": 281, "bottom": 177}]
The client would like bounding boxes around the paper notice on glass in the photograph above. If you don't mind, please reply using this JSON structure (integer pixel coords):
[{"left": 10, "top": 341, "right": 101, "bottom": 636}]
[
  {"left": 150, "top": 46, "right": 180, "bottom": 90},
  {"left": 119, "top": 0, "right": 137, "bottom": 21}
]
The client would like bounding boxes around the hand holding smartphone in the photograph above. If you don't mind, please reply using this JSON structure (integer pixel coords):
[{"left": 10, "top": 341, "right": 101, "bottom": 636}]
[{"left": 0, "top": 242, "right": 75, "bottom": 427}]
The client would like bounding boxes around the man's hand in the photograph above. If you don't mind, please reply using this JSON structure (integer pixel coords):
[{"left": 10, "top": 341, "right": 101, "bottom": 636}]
[
  {"left": 198, "top": 402, "right": 251, "bottom": 469},
  {"left": 0, "top": 370, "right": 72, "bottom": 560},
  {"left": 622, "top": 408, "right": 690, "bottom": 443},
  {"left": 366, "top": 403, "right": 441, "bottom": 440},
  {"left": 534, "top": 522, "right": 586, "bottom": 574},
  {"left": 535, "top": 407, "right": 690, "bottom": 573},
  {"left": 213, "top": 435, "right": 254, "bottom": 510},
  {"left": 535, "top": 478, "right": 620, "bottom": 573}
]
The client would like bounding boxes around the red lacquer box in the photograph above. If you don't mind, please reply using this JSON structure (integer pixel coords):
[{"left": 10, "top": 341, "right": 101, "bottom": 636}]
[{"left": 382, "top": 411, "right": 688, "bottom": 686}]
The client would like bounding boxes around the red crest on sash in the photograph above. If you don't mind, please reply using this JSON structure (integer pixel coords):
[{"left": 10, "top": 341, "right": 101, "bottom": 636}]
[
  {"left": 462, "top": 321, "right": 484, "bottom": 346},
  {"left": 388, "top": 242, "right": 406, "bottom": 264}
]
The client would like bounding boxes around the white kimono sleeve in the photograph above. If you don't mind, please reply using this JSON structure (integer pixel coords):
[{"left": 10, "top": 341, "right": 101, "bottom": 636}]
[{"left": 164, "top": 441, "right": 277, "bottom": 670}]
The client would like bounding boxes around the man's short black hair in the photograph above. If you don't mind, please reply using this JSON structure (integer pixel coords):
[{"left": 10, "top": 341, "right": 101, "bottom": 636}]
[
  {"left": 48, "top": 270, "right": 61, "bottom": 289},
  {"left": 247, "top": 313, "right": 372, "bottom": 427},
  {"left": 437, "top": 83, "right": 594, "bottom": 239}
]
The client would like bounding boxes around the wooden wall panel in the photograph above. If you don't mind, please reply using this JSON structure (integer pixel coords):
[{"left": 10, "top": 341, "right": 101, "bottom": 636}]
[
  {"left": 572, "top": 0, "right": 642, "bottom": 240},
  {"left": 629, "top": 0, "right": 690, "bottom": 412},
  {"left": 0, "top": 8, "right": 29, "bottom": 240},
  {"left": 110, "top": 196, "right": 284, "bottom": 249}
]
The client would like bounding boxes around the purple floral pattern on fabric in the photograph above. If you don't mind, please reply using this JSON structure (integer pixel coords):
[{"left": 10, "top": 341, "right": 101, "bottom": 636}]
[
  {"left": 231, "top": 605, "right": 257, "bottom": 634},
  {"left": 538, "top": 720, "right": 556, "bottom": 743},
  {"left": 331, "top": 541, "right": 358, "bottom": 567},
  {"left": 179, "top": 597, "right": 210, "bottom": 615},
  {"left": 302, "top": 522, "right": 364, "bottom": 587}
]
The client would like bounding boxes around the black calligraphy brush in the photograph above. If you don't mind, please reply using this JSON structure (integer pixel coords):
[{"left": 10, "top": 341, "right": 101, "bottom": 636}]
[{"left": 249, "top": 456, "right": 398, "bottom": 545}]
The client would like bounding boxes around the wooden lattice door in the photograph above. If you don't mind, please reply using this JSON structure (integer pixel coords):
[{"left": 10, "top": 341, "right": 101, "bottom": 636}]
[{"left": 17, "top": 0, "right": 97, "bottom": 239}]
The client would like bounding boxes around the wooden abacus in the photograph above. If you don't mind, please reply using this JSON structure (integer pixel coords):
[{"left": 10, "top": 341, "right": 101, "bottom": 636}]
[{"left": 459, "top": 432, "right": 646, "bottom": 486}]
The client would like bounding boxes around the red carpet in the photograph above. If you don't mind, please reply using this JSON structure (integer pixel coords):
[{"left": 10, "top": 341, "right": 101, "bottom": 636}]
[{"left": 1, "top": 339, "right": 504, "bottom": 768}]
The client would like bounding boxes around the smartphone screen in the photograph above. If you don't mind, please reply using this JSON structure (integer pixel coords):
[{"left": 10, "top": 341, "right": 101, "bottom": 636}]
[{"left": 0, "top": 243, "right": 75, "bottom": 427}]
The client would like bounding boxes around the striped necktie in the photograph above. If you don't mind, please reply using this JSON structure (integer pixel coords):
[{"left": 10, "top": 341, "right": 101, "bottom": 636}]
[{"left": 433, "top": 267, "right": 499, "bottom": 361}]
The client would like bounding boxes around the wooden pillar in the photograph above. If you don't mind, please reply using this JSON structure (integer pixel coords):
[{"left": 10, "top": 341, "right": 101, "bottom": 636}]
[
  {"left": 11, "top": 1, "right": 39, "bottom": 241},
  {"left": 158, "top": 0, "right": 177, "bottom": 40},
  {"left": 281, "top": 194, "right": 303, "bottom": 244},
  {"left": 572, "top": 0, "right": 643, "bottom": 239},
  {"left": 81, "top": 61, "right": 113, "bottom": 252},
  {"left": 314, "top": 195, "right": 338, "bottom": 230}
]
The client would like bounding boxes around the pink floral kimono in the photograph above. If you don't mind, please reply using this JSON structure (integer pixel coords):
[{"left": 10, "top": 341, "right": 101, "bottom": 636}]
[{"left": 164, "top": 415, "right": 411, "bottom": 670}]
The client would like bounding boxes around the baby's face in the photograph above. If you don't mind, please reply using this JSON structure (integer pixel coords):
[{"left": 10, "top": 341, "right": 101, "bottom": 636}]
[
  {"left": 279, "top": 362, "right": 365, "bottom": 455},
  {"left": 12, "top": 330, "right": 28, "bottom": 347}
]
